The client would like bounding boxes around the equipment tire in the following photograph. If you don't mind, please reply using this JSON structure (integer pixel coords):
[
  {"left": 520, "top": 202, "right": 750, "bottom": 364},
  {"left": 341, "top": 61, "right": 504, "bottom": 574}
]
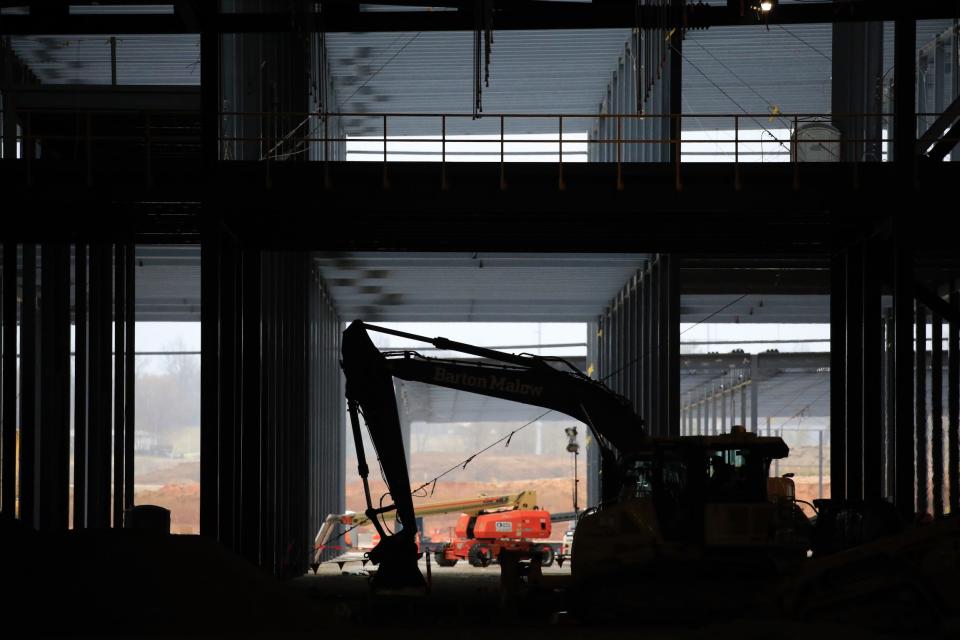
[
  {"left": 468, "top": 544, "right": 493, "bottom": 568},
  {"left": 539, "top": 545, "right": 555, "bottom": 567},
  {"left": 433, "top": 550, "right": 458, "bottom": 567}
]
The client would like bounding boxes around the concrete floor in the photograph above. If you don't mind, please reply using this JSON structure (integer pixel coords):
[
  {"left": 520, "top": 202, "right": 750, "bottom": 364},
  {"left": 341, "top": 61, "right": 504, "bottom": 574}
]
[{"left": 289, "top": 558, "right": 951, "bottom": 640}]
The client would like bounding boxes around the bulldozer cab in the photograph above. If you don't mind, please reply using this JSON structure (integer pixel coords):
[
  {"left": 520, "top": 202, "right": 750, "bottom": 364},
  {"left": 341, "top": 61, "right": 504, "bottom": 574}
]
[{"left": 619, "top": 428, "right": 790, "bottom": 544}]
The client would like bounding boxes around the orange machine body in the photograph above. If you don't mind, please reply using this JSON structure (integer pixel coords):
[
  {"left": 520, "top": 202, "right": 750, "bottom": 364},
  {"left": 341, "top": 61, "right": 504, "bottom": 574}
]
[{"left": 445, "top": 509, "right": 552, "bottom": 563}]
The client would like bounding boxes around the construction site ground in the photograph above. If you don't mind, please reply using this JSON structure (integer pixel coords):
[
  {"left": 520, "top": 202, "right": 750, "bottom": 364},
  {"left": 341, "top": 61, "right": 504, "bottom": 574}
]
[{"left": 291, "top": 556, "right": 943, "bottom": 640}]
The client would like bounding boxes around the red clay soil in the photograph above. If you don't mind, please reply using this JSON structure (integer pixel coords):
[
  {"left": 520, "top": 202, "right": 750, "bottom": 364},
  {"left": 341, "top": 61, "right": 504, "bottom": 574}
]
[{"left": 135, "top": 483, "right": 200, "bottom": 534}]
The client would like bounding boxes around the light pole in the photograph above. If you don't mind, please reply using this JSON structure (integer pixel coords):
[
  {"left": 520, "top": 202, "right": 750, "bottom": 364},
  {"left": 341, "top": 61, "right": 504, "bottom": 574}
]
[{"left": 565, "top": 426, "right": 580, "bottom": 514}]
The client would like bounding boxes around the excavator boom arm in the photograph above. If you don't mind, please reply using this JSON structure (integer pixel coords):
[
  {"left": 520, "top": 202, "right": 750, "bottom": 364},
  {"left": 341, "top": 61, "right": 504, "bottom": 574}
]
[{"left": 340, "top": 320, "right": 647, "bottom": 588}]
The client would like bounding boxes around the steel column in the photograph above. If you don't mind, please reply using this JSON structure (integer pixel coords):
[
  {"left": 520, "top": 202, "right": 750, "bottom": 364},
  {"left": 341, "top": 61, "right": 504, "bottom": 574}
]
[
  {"left": 830, "top": 251, "right": 848, "bottom": 500},
  {"left": 932, "top": 313, "right": 943, "bottom": 517},
  {"left": 711, "top": 386, "right": 718, "bottom": 436},
  {"left": 1, "top": 245, "right": 16, "bottom": 515},
  {"left": 697, "top": 393, "right": 703, "bottom": 435},
  {"left": 124, "top": 244, "right": 135, "bottom": 512},
  {"left": 740, "top": 383, "right": 746, "bottom": 428},
  {"left": 19, "top": 244, "right": 37, "bottom": 527},
  {"left": 750, "top": 354, "right": 759, "bottom": 433},
  {"left": 113, "top": 244, "right": 126, "bottom": 526},
  {"left": 885, "top": 310, "right": 896, "bottom": 499},
  {"left": 949, "top": 289, "right": 959, "bottom": 513},
  {"left": 73, "top": 244, "right": 87, "bottom": 527},
  {"left": 218, "top": 237, "right": 238, "bottom": 551},
  {"left": 916, "top": 305, "right": 928, "bottom": 515},
  {"left": 720, "top": 386, "right": 727, "bottom": 433},
  {"left": 893, "top": 18, "right": 916, "bottom": 164},
  {"left": 863, "top": 243, "right": 883, "bottom": 499},
  {"left": 665, "top": 255, "right": 680, "bottom": 436},
  {"left": 39, "top": 242, "right": 71, "bottom": 531},
  {"left": 240, "top": 247, "right": 262, "bottom": 566},
  {"left": 87, "top": 243, "right": 112, "bottom": 529},
  {"left": 893, "top": 239, "right": 915, "bottom": 516}
]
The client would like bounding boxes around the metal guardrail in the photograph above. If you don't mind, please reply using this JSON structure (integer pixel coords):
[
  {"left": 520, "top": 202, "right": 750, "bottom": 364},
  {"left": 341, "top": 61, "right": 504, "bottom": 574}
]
[{"left": 0, "top": 108, "right": 948, "bottom": 190}]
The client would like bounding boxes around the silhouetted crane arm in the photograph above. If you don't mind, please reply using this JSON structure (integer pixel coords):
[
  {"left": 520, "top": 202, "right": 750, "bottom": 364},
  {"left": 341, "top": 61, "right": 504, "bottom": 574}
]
[{"left": 340, "top": 320, "right": 647, "bottom": 588}]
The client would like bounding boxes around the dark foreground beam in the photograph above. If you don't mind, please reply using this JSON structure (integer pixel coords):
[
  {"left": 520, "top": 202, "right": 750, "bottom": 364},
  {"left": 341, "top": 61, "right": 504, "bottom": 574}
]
[{"left": 0, "top": 1, "right": 955, "bottom": 34}]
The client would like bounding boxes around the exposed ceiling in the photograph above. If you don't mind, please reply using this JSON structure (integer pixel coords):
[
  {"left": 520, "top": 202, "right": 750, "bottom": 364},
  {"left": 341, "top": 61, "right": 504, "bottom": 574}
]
[
  {"left": 133, "top": 244, "right": 201, "bottom": 321},
  {"left": 8, "top": 10, "right": 952, "bottom": 133},
  {"left": 315, "top": 251, "right": 648, "bottom": 322}
]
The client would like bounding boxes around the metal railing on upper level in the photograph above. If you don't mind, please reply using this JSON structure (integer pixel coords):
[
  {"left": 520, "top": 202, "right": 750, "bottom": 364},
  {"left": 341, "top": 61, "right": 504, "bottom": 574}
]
[{"left": 1, "top": 108, "right": 951, "bottom": 189}]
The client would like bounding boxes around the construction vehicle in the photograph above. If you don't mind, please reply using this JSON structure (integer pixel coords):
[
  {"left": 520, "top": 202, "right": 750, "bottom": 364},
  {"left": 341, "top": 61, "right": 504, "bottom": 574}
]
[
  {"left": 340, "top": 320, "right": 811, "bottom": 589},
  {"left": 432, "top": 500, "right": 555, "bottom": 568},
  {"left": 311, "top": 491, "right": 552, "bottom": 571},
  {"left": 339, "top": 321, "right": 958, "bottom": 628}
]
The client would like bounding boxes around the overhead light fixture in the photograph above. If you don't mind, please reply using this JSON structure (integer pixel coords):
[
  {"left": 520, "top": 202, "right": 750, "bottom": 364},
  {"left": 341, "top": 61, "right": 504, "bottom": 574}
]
[{"left": 758, "top": 0, "right": 776, "bottom": 12}]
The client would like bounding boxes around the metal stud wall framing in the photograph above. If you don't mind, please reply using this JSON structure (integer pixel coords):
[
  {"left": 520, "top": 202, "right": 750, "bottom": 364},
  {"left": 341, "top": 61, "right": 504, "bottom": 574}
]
[
  {"left": 308, "top": 267, "right": 344, "bottom": 563},
  {"left": 831, "top": 224, "right": 960, "bottom": 518},
  {"left": 591, "top": 254, "right": 680, "bottom": 496},
  {"left": 0, "top": 241, "right": 135, "bottom": 531},
  {"left": 201, "top": 229, "right": 344, "bottom": 577},
  {"left": 681, "top": 364, "right": 756, "bottom": 437},
  {"left": 589, "top": 0, "right": 681, "bottom": 163}
]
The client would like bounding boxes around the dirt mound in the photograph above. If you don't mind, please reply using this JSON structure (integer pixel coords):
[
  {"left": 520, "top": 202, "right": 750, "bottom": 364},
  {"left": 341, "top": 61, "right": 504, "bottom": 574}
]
[
  {"left": 134, "top": 483, "right": 200, "bottom": 534},
  {"left": 136, "top": 460, "right": 200, "bottom": 484}
]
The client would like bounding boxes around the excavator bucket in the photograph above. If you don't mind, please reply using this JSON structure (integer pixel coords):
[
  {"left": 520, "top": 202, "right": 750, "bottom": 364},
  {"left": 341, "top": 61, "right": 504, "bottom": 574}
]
[
  {"left": 367, "top": 529, "right": 426, "bottom": 589},
  {"left": 342, "top": 321, "right": 426, "bottom": 590}
]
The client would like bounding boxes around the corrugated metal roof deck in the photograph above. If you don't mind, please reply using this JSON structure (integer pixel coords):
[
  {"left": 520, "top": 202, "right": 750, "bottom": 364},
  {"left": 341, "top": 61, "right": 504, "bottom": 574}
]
[
  {"left": 10, "top": 10, "right": 952, "bottom": 133},
  {"left": 315, "top": 252, "right": 648, "bottom": 322}
]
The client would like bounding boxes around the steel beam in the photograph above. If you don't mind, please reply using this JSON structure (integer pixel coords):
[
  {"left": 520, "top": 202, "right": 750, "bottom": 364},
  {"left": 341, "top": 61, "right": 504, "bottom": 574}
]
[
  {"left": 916, "top": 86, "right": 960, "bottom": 157},
  {"left": 1, "top": 2, "right": 956, "bottom": 35},
  {"left": 914, "top": 282, "right": 960, "bottom": 324}
]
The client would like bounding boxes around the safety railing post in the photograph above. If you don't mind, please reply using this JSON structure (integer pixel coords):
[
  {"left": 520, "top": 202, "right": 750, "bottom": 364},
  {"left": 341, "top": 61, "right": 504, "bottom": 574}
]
[
  {"left": 86, "top": 112, "right": 93, "bottom": 187},
  {"left": 674, "top": 113, "right": 681, "bottom": 192},
  {"left": 499, "top": 115, "right": 506, "bottom": 190},
  {"left": 441, "top": 114, "right": 447, "bottom": 190},
  {"left": 382, "top": 114, "right": 389, "bottom": 189},
  {"left": 323, "top": 113, "right": 331, "bottom": 188},
  {"left": 558, "top": 115, "right": 565, "bottom": 191},
  {"left": 145, "top": 112, "right": 153, "bottom": 189},
  {"left": 792, "top": 114, "right": 800, "bottom": 190},
  {"left": 616, "top": 115, "right": 623, "bottom": 191},
  {"left": 734, "top": 114, "right": 741, "bottom": 191},
  {"left": 25, "top": 110, "right": 32, "bottom": 186}
]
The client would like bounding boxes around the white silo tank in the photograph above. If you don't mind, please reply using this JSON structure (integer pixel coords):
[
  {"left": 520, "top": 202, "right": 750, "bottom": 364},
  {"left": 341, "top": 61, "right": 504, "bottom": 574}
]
[{"left": 791, "top": 123, "right": 841, "bottom": 162}]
